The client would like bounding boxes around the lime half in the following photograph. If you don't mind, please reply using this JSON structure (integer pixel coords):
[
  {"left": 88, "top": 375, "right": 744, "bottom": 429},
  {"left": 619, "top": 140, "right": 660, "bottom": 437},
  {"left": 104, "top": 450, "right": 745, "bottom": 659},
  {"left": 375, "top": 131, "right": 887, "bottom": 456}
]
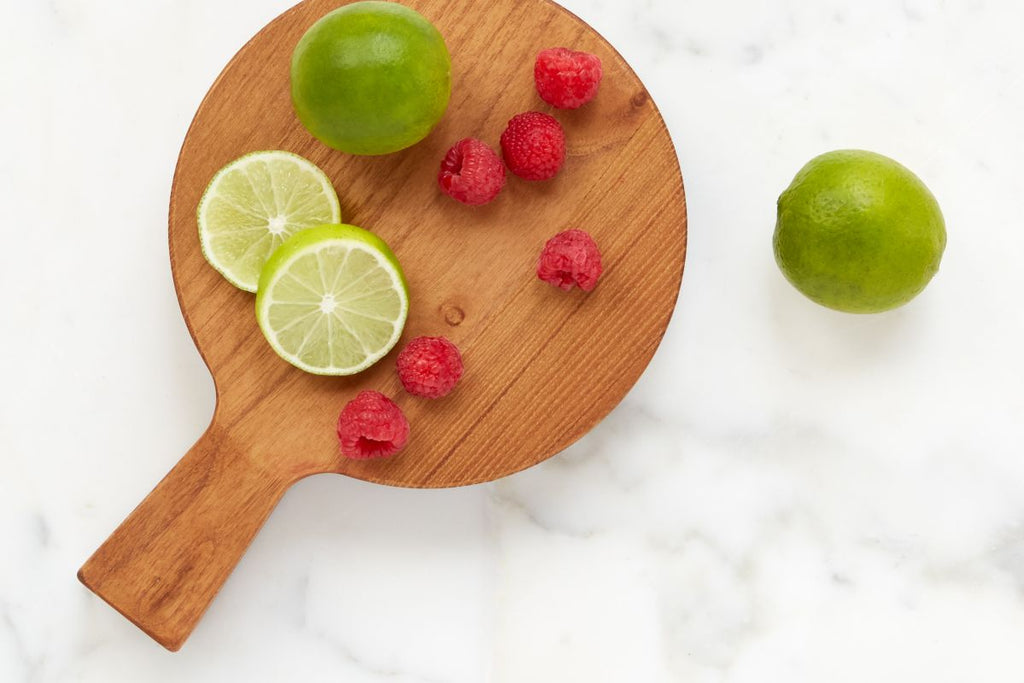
[
  {"left": 198, "top": 150, "right": 341, "bottom": 292},
  {"left": 255, "top": 224, "right": 409, "bottom": 375}
]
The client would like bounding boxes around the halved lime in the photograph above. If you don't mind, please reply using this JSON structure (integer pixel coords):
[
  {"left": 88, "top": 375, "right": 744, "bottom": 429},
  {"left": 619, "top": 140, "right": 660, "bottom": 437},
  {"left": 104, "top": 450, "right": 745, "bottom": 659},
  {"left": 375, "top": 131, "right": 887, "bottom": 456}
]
[
  {"left": 255, "top": 224, "right": 409, "bottom": 375},
  {"left": 198, "top": 150, "right": 341, "bottom": 292}
]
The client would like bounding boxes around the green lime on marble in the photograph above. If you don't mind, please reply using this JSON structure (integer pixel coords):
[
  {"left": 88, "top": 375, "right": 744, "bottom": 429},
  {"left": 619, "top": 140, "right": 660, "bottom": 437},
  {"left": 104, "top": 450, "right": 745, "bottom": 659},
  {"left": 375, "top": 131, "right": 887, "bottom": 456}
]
[
  {"left": 290, "top": 1, "right": 451, "bottom": 155},
  {"left": 773, "top": 149, "right": 946, "bottom": 313}
]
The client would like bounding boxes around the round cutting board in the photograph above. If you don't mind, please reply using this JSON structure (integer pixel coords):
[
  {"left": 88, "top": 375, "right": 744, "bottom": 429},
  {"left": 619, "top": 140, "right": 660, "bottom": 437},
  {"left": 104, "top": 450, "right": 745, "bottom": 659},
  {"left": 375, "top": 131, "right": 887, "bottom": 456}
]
[
  {"left": 170, "top": 0, "right": 686, "bottom": 487},
  {"left": 79, "top": 0, "right": 686, "bottom": 651}
]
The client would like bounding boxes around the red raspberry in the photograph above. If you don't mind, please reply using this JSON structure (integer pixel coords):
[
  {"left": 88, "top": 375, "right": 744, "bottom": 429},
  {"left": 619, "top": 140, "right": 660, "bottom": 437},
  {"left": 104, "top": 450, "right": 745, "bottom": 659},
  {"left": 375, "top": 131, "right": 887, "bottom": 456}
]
[
  {"left": 534, "top": 47, "right": 603, "bottom": 109},
  {"left": 397, "top": 336, "right": 464, "bottom": 399},
  {"left": 537, "top": 229, "right": 603, "bottom": 292},
  {"left": 438, "top": 138, "right": 506, "bottom": 206},
  {"left": 336, "top": 391, "right": 410, "bottom": 459},
  {"left": 500, "top": 112, "right": 566, "bottom": 181}
]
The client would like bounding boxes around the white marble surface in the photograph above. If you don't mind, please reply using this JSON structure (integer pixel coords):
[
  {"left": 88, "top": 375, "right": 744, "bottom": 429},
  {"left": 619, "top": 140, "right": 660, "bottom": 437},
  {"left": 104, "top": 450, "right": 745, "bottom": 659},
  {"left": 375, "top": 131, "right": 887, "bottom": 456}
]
[{"left": 3, "top": 0, "right": 1024, "bottom": 680}]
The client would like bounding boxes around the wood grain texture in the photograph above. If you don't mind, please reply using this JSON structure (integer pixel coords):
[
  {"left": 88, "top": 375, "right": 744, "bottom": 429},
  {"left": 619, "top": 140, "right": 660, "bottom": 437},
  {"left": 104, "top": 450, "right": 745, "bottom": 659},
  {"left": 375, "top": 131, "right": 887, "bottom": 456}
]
[{"left": 79, "top": 0, "right": 686, "bottom": 651}]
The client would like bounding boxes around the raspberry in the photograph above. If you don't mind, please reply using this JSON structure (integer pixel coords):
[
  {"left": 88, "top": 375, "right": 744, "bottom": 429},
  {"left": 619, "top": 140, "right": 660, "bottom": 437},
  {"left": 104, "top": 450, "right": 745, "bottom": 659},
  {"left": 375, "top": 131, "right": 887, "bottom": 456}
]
[
  {"left": 500, "top": 112, "right": 566, "bottom": 181},
  {"left": 537, "top": 229, "right": 603, "bottom": 292},
  {"left": 397, "top": 336, "right": 464, "bottom": 399},
  {"left": 534, "top": 47, "right": 603, "bottom": 109},
  {"left": 336, "top": 391, "right": 410, "bottom": 459},
  {"left": 438, "top": 138, "right": 506, "bottom": 206}
]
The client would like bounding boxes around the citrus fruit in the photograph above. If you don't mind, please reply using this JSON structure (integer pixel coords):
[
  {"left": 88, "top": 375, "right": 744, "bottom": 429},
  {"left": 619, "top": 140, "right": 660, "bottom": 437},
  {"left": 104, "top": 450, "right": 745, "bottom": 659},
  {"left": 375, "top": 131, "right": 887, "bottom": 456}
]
[
  {"left": 255, "top": 224, "right": 409, "bottom": 375},
  {"left": 197, "top": 150, "right": 341, "bottom": 292},
  {"left": 773, "top": 150, "right": 946, "bottom": 313},
  {"left": 290, "top": 1, "right": 451, "bottom": 155}
]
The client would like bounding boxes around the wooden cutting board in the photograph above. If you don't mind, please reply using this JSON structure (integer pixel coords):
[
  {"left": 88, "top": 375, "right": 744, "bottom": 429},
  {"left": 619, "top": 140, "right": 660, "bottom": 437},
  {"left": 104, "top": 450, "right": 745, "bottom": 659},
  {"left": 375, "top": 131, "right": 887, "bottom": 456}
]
[{"left": 78, "top": 0, "right": 686, "bottom": 651}]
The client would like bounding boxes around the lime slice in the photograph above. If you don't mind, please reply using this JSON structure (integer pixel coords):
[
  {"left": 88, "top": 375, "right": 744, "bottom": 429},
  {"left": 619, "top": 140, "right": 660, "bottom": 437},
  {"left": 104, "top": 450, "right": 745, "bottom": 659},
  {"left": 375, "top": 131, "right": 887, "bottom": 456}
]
[
  {"left": 198, "top": 150, "right": 341, "bottom": 292},
  {"left": 255, "top": 224, "right": 409, "bottom": 375}
]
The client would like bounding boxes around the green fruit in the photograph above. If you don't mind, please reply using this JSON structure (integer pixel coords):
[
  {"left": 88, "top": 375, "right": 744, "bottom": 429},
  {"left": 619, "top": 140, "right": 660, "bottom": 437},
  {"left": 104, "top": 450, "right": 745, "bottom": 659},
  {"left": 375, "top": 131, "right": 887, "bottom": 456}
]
[
  {"left": 773, "top": 150, "right": 946, "bottom": 313},
  {"left": 256, "top": 224, "right": 409, "bottom": 375},
  {"left": 290, "top": 1, "right": 451, "bottom": 155},
  {"left": 197, "top": 150, "right": 341, "bottom": 292}
]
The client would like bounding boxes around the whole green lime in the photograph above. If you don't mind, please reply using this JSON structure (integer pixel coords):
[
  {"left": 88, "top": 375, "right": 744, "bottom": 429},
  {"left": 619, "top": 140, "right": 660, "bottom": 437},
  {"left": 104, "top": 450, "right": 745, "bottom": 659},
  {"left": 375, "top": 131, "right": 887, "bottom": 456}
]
[
  {"left": 773, "top": 150, "right": 946, "bottom": 313},
  {"left": 290, "top": 1, "right": 451, "bottom": 155}
]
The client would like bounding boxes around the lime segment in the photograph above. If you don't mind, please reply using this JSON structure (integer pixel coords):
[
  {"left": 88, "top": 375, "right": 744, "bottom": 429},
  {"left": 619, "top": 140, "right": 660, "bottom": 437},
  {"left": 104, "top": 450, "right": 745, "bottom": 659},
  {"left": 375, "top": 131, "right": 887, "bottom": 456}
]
[
  {"left": 255, "top": 224, "right": 408, "bottom": 375},
  {"left": 198, "top": 150, "right": 341, "bottom": 292}
]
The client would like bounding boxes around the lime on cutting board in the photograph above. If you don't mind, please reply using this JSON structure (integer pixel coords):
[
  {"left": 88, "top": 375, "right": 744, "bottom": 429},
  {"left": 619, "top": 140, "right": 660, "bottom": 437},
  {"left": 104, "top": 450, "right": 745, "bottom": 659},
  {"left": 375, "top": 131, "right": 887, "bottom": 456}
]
[
  {"left": 255, "top": 224, "right": 409, "bottom": 375},
  {"left": 290, "top": 1, "right": 451, "bottom": 155},
  {"left": 198, "top": 150, "right": 341, "bottom": 292}
]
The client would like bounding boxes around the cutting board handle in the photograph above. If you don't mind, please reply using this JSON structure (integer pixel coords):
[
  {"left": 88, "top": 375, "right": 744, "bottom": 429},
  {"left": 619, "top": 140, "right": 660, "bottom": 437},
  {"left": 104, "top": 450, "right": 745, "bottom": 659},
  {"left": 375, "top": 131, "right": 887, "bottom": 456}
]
[{"left": 78, "top": 426, "right": 289, "bottom": 651}]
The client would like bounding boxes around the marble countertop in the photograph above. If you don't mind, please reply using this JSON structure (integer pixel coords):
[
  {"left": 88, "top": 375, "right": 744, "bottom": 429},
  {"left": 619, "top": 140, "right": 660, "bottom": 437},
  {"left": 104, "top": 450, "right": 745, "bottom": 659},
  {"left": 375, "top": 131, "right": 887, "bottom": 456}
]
[{"left": 3, "top": 0, "right": 1024, "bottom": 680}]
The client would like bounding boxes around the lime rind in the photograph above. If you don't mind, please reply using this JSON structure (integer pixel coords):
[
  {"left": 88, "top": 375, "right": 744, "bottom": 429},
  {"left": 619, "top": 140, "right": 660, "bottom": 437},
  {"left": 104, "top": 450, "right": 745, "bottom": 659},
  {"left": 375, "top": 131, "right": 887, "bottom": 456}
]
[
  {"left": 197, "top": 150, "right": 341, "bottom": 292},
  {"left": 255, "top": 224, "right": 409, "bottom": 376}
]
